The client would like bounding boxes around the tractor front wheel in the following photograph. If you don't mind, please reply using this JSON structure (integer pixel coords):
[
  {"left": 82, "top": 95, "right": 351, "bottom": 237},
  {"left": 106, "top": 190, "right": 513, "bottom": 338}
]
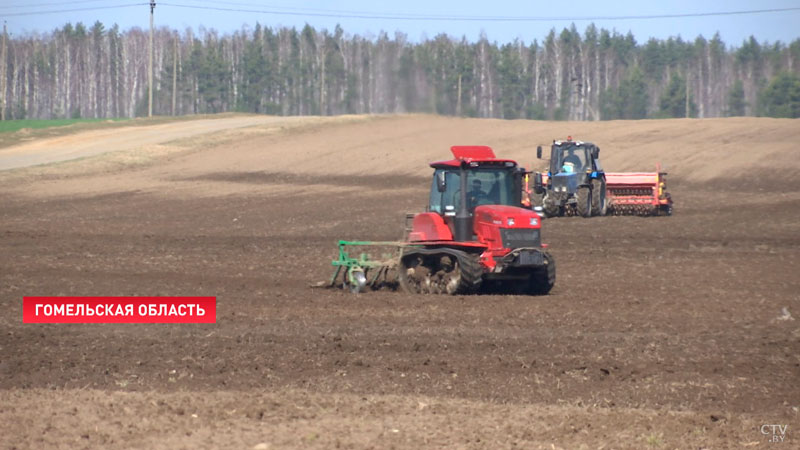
[
  {"left": 543, "top": 193, "right": 561, "bottom": 217},
  {"left": 576, "top": 187, "right": 592, "bottom": 218}
]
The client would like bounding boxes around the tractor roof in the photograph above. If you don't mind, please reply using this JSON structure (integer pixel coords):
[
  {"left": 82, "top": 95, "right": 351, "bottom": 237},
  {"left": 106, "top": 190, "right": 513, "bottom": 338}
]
[
  {"left": 429, "top": 145, "right": 518, "bottom": 169},
  {"left": 553, "top": 138, "right": 594, "bottom": 147}
]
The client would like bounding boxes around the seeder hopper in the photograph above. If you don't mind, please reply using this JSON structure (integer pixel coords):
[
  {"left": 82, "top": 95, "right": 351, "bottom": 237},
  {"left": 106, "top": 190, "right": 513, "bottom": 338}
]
[{"left": 605, "top": 165, "right": 672, "bottom": 216}]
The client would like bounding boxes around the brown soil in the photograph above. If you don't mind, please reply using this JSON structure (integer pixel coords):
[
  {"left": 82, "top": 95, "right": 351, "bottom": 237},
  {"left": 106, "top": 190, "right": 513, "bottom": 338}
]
[{"left": 0, "top": 115, "right": 798, "bottom": 449}]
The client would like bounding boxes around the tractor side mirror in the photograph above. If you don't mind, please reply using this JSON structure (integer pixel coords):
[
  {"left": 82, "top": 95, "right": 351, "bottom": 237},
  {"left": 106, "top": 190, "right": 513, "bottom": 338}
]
[
  {"left": 536, "top": 146, "right": 542, "bottom": 159},
  {"left": 533, "top": 172, "right": 544, "bottom": 194},
  {"left": 593, "top": 147, "right": 600, "bottom": 159},
  {"left": 436, "top": 171, "right": 446, "bottom": 192}
]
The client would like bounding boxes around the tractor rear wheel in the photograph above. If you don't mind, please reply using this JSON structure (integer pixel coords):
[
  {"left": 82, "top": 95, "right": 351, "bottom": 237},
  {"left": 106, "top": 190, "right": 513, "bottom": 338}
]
[
  {"left": 591, "top": 179, "right": 607, "bottom": 216},
  {"left": 527, "top": 252, "right": 556, "bottom": 295},
  {"left": 576, "top": 187, "right": 592, "bottom": 218}
]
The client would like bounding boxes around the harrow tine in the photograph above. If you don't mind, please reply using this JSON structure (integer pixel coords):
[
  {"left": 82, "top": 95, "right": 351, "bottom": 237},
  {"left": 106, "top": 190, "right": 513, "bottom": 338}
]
[{"left": 329, "top": 240, "right": 406, "bottom": 293}]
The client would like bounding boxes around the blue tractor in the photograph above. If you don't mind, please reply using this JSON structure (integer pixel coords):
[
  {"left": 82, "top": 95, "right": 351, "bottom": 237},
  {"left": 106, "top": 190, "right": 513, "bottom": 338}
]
[{"left": 533, "top": 137, "right": 607, "bottom": 218}]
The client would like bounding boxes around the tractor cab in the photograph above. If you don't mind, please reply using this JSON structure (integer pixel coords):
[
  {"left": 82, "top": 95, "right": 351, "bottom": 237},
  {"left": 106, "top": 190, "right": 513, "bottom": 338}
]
[
  {"left": 422, "top": 145, "right": 537, "bottom": 244},
  {"left": 428, "top": 163, "right": 522, "bottom": 215},
  {"left": 544, "top": 137, "right": 601, "bottom": 177},
  {"left": 428, "top": 146, "right": 524, "bottom": 216},
  {"left": 534, "top": 137, "right": 607, "bottom": 218}
]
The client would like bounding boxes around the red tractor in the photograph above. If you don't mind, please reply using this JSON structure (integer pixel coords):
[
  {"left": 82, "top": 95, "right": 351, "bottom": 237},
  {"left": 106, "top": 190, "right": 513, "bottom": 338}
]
[
  {"left": 330, "top": 145, "right": 555, "bottom": 295},
  {"left": 398, "top": 145, "right": 555, "bottom": 295}
]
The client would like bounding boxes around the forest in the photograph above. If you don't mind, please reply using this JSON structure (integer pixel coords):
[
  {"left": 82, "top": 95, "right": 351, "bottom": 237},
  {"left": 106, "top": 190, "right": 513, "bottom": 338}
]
[{"left": 1, "top": 21, "right": 799, "bottom": 120}]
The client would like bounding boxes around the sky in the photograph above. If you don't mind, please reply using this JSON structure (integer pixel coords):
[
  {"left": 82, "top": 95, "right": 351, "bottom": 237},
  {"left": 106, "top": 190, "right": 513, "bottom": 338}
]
[{"left": 2, "top": 0, "right": 800, "bottom": 47}]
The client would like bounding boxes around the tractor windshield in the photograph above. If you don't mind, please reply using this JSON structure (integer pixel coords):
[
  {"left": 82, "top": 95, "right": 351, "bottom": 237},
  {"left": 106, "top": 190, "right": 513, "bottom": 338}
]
[
  {"left": 429, "top": 168, "right": 517, "bottom": 214},
  {"left": 554, "top": 144, "right": 591, "bottom": 174}
]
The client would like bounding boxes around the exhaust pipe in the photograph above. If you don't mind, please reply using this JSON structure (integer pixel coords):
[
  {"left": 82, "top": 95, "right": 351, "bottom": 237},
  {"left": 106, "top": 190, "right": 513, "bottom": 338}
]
[{"left": 454, "top": 160, "right": 473, "bottom": 242}]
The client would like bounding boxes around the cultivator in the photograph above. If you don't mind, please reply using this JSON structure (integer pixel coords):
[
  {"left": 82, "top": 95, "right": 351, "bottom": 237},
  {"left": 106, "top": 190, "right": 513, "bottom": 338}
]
[
  {"left": 329, "top": 240, "right": 405, "bottom": 293},
  {"left": 605, "top": 165, "right": 672, "bottom": 216}
]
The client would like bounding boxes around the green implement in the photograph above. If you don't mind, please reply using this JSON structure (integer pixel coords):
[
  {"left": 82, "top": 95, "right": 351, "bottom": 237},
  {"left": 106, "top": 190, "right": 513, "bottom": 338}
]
[{"left": 330, "top": 240, "right": 406, "bottom": 293}]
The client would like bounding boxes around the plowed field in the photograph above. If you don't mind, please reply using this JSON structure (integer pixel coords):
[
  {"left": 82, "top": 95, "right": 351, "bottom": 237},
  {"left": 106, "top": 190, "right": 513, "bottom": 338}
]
[{"left": 1, "top": 115, "right": 798, "bottom": 449}]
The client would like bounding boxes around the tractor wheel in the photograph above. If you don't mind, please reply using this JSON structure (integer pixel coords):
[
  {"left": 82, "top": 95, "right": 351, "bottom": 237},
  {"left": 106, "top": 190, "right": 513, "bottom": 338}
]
[
  {"left": 527, "top": 252, "right": 556, "bottom": 295},
  {"left": 576, "top": 187, "right": 592, "bottom": 218},
  {"left": 543, "top": 193, "right": 561, "bottom": 217},
  {"left": 591, "top": 179, "right": 607, "bottom": 216}
]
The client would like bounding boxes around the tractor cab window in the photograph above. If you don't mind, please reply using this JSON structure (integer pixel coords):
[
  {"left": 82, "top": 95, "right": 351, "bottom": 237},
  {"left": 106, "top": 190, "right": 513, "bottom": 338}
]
[
  {"left": 429, "top": 168, "right": 516, "bottom": 213},
  {"left": 557, "top": 145, "right": 590, "bottom": 173},
  {"left": 429, "top": 170, "right": 462, "bottom": 214}
]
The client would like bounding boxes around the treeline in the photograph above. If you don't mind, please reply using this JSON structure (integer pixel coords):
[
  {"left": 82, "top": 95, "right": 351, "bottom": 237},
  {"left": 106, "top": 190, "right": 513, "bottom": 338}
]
[{"left": 2, "top": 21, "right": 800, "bottom": 120}]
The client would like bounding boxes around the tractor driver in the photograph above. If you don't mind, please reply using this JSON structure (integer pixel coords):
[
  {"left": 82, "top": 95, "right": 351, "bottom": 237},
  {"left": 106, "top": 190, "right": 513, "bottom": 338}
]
[
  {"left": 468, "top": 179, "right": 488, "bottom": 208},
  {"left": 563, "top": 148, "right": 583, "bottom": 172}
]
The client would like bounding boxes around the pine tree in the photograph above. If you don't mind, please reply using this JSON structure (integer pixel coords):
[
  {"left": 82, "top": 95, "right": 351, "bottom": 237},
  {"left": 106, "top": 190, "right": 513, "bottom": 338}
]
[
  {"left": 497, "top": 41, "right": 526, "bottom": 119},
  {"left": 757, "top": 72, "right": 800, "bottom": 118},
  {"left": 725, "top": 80, "right": 746, "bottom": 116},
  {"left": 600, "top": 66, "right": 648, "bottom": 119},
  {"left": 238, "top": 24, "right": 267, "bottom": 113},
  {"left": 657, "top": 73, "right": 697, "bottom": 118}
]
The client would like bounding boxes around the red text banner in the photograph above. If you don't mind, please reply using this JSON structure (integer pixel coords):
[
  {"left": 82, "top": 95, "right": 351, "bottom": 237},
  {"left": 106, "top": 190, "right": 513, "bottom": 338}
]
[{"left": 23, "top": 297, "right": 216, "bottom": 323}]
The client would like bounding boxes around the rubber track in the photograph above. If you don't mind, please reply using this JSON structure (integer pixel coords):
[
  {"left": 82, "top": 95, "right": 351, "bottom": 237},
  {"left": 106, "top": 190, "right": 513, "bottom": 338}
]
[{"left": 401, "top": 247, "right": 483, "bottom": 295}]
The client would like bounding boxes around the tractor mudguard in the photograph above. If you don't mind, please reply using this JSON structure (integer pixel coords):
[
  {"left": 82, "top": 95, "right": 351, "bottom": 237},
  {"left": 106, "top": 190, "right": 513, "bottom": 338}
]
[{"left": 408, "top": 212, "right": 453, "bottom": 242}]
